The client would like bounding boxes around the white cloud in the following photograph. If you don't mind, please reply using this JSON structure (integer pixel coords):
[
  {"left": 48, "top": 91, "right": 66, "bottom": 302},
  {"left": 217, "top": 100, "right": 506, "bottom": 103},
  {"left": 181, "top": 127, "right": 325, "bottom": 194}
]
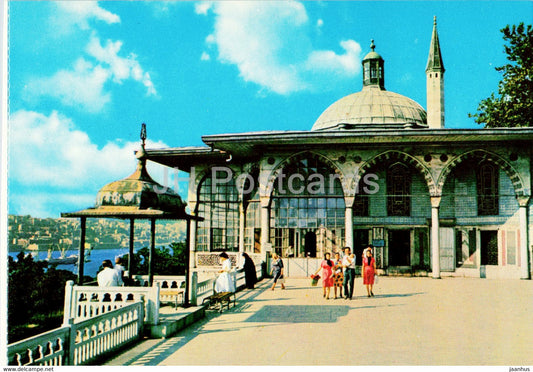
[
  {"left": 195, "top": 2, "right": 213, "bottom": 16},
  {"left": 26, "top": 58, "right": 111, "bottom": 113},
  {"left": 197, "top": 1, "right": 362, "bottom": 94},
  {"left": 317, "top": 19, "right": 324, "bottom": 28},
  {"left": 52, "top": 2, "right": 120, "bottom": 34},
  {"left": 305, "top": 40, "right": 362, "bottom": 75},
  {"left": 8, "top": 110, "right": 168, "bottom": 190},
  {"left": 86, "top": 35, "right": 157, "bottom": 96},
  {"left": 26, "top": 35, "right": 157, "bottom": 112},
  {"left": 201, "top": 52, "right": 211, "bottom": 61}
]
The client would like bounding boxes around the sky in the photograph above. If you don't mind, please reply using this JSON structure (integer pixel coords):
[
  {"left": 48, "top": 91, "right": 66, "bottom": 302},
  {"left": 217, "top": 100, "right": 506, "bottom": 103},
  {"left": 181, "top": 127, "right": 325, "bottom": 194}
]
[{"left": 6, "top": 0, "right": 533, "bottom": 218}]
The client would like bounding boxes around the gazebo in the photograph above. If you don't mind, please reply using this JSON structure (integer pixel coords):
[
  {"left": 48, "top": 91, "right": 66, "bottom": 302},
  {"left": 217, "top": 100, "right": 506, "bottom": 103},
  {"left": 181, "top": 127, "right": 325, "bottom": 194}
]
[{"left": 61, "top": 124, "right": 203, "bottom": 306}]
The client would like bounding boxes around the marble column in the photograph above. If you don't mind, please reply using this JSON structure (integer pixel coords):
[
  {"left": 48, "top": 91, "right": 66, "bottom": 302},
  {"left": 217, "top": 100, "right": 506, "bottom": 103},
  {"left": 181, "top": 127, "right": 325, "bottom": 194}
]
[
  {"left": 431, "top": 196, "right": 441, "bottom": 279},
  {"left": 517, "top": 196, "right": 530, "bottom": 279},
  {"left": 345, "top": 206, "right": 354, "bottom": 250},
  {"left": 239, "top": 201, "right": 245, "bottom": 253}
]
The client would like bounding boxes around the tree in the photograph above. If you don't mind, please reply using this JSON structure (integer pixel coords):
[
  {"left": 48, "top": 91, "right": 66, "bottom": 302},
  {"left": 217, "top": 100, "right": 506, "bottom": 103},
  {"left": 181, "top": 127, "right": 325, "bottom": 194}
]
[
  {"left": 123, "top": 242, "right": 188, "bottom": 276},
  {"left": 8, "top": 253, "right": 76, "bottom": 342},
  {"left": 469, "top": 23, "right": 533, "bottom": 128}
]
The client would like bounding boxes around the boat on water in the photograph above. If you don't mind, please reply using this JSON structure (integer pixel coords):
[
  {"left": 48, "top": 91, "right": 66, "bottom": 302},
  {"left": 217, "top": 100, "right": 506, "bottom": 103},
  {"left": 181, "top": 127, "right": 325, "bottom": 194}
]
[{"left": 45, "top": 245, "right": 78, "bottom": 265}]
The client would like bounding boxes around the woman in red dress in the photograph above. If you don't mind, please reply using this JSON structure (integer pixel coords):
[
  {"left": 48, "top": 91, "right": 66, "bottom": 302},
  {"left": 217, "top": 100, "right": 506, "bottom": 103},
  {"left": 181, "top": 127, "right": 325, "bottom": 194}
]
[
  {"left": 362, "top": 249, "right": 377, "bottom": 297},
  {"left": 314, "top": 252, "right": 334, "bottom": 299}
]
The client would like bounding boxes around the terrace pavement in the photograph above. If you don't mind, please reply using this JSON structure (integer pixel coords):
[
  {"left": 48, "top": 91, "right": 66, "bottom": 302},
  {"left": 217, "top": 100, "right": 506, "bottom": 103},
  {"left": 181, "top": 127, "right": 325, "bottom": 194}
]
[{"left": 104, "top": 276, "right": 533, "bottom": 366}]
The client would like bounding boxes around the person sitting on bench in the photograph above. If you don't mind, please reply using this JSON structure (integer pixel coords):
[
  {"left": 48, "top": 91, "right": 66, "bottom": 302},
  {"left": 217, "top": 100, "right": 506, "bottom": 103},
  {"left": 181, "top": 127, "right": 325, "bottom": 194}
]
[{"left": 215, "top": 252, "right": 235, "bottom": 293}]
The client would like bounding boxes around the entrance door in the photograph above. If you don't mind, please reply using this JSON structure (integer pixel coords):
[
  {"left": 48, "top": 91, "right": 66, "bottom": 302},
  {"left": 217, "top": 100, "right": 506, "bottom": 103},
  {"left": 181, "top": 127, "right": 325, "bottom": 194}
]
[
  {"left": 304, "top": 231, "right": 317, "bottom": 257},
  {"left": 353, "top": 229, "right": 369, "bottom": 265},
  {"left": 388, "top": 230, "right": 410, "bottom": 266},
  {"left": 439, "top": 227, "right": 455, "bottom": 272},
  {"left": 480, "top": 230, "right": 498, "bottom": 265}
]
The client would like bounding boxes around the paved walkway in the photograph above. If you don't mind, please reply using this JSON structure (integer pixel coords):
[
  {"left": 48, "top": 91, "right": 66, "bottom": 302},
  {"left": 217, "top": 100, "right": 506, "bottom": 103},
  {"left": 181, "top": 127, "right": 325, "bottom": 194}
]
[{"left": 105, "top": 277, "right": 532, "bottom": 366}]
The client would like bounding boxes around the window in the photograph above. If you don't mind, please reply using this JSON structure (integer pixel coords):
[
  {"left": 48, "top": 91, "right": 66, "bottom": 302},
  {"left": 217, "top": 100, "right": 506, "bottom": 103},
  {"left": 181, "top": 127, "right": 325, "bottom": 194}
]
[
  {"left": 387, "top": 163, "right": 411, "bottom": 216},
  {"left": 476, "top": 162, "right": 499, "bottom": 216},
  {"left": 196, "top": 169, "right": 240, "bottom": 251}
]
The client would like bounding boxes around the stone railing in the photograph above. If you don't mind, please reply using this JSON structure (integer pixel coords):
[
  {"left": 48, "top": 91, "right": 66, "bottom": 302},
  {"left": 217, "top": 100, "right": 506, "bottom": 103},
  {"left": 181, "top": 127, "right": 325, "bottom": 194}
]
[
  {"left": 8, "top": 301, "right": 144, "bottom": 366},
  {"left": 129, "top": 274, "right": 185, "bottom": 289},
  {"left": 63, "top": 281, "right": 160, "bottom": 325},
  {"left": 195, "top": 252, "right": 263, "bottom": 268}
]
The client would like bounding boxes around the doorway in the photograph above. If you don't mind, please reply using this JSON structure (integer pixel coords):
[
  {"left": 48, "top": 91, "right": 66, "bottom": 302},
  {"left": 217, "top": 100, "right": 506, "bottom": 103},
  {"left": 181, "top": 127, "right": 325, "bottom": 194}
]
[
  {"left": 353, "top": 229, "right": 369, "bottom": 265},
  {"left": 304, "top": 231, "right": 317, "bottom": 257},
  {"left": 480, "top": 230, "right": 498, "bottom": 265},
  {"left": 388, "top": 230, "right": 411, "bottom": 266}
]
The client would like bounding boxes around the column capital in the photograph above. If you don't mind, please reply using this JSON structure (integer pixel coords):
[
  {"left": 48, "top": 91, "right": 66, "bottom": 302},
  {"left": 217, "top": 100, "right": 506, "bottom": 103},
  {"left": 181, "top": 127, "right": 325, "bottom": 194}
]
[
  {"left": 260, "top": 196, "right": 270, "bottom": 208},
  {"left": 345, "top": 196, "right": 354, "bottom": 208},
  {"left": 430, "top": 196, "right": 442, "bottom": 208},
  {"left": 517, "top": 195, "right": 530, "bottom": 207}
]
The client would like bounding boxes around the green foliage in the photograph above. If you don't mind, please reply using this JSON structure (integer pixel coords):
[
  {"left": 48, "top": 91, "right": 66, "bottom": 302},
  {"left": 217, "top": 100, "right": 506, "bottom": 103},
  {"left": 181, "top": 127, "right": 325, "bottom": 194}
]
[
  {"left": 8, "top": 253, "right": 76, "bottom": 343},
  {"left": 123, "top": 242, "right": 188, "bottom": 276},
  {"left": 470, "top": 23, "right": 533, "bottom": 128}
]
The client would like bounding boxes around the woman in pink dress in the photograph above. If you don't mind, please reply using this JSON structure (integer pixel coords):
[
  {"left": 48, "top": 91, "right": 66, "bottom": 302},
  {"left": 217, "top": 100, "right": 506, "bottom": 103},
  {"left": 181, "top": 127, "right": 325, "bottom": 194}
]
[
  {"left": 362, "top": 249, "right": 377, "bottom": 297},
  {"left": 313, "top": 252, "right": 334, "bottom": 299}
]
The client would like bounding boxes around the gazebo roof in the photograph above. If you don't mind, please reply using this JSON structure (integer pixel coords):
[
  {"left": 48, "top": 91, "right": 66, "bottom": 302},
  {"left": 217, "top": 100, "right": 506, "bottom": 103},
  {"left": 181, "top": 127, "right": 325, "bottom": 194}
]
[{"left": 62, "top": 124, "right": 201, "bottom": 221}]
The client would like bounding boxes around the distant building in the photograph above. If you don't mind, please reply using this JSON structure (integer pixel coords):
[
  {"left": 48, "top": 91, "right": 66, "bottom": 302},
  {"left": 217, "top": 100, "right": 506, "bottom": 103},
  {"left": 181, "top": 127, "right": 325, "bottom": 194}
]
[{"left": 146, "top": 18, "right": 532, "bottom": 279}]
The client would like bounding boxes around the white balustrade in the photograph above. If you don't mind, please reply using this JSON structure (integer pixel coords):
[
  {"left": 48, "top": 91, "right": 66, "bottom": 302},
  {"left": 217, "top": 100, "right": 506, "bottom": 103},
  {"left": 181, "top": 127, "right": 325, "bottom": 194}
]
[
  {"left": 63, "top": 281, "right": 159, "bottom": 326},
  {"left": 8, "top": 301, "right": 143, "bottom": 366}
]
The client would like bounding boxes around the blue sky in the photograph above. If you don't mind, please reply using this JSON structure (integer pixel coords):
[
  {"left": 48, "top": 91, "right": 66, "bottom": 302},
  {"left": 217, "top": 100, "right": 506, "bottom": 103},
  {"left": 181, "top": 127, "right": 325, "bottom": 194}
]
[{"left": 7, "top": 1, "right": 533, "bottom": 218}]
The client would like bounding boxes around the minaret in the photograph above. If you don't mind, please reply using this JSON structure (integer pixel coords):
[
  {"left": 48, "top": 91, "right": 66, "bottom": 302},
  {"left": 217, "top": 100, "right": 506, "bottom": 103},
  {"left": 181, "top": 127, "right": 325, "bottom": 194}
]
[{"left": 426, "top": 16, "right": 445, "bottom": 128}]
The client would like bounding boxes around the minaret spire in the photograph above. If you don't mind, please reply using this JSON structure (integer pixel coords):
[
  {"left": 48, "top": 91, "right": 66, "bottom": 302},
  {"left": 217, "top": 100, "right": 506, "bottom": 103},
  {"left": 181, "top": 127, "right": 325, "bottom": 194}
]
[{"left": 426, "top": 16, "right": 445, "bottom": 128}]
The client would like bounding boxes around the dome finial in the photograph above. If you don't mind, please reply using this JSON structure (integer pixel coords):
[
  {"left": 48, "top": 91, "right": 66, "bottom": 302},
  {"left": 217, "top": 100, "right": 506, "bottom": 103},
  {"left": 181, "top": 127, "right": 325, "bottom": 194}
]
[
  {"left": 370, "top": 39, "right": 375, "bottom": 51},
  {"left": 140, "top": 123, "right": 147, "bottom": 148},
  {"left": 433, "top": 15, "right": 437, "bottom": 25}
]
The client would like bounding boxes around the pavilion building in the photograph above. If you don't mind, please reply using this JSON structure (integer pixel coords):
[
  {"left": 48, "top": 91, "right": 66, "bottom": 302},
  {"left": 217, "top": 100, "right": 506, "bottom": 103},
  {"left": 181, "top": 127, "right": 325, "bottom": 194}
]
[{"left": 146, "top": 18, "right": 532, "bottom": 279}]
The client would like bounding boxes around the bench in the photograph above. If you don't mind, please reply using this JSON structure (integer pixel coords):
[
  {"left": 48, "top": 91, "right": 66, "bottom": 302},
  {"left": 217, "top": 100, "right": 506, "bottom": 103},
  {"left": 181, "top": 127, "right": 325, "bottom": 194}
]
[
  {"left": 202, "top": 291, "right": 236, "bottom": 313},
  {"left": 159, "top": 288, "right": 185, "bottom": 309}
]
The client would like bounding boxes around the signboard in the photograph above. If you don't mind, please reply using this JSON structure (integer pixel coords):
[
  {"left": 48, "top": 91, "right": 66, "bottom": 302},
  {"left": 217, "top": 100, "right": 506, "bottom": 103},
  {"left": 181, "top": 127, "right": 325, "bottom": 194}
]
[
  {"left": 264, "top": 242, "right": 273, "bottom": 252},
  {"left": 372, "top": 239, "right": 385, "bottom": 247}
]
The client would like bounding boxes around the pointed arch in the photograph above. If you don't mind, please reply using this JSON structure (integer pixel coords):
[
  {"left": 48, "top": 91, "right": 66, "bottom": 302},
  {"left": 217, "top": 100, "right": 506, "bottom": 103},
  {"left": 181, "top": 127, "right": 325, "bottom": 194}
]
[
  {"left": 264, "top": 151, "right": 346, "bottom": 200},
  {"left": 357, "top": 150, "right": 437, "bottom": 196},
  {"left": 436, "top": 149, "right": 526, "bottom": 197}
]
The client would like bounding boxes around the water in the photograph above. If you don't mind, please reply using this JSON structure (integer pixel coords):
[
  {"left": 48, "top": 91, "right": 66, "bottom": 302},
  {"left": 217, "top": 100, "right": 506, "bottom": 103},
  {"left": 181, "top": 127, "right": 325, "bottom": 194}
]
[{"left": 8, "top": 248, "right": 133, "bottom": 279}]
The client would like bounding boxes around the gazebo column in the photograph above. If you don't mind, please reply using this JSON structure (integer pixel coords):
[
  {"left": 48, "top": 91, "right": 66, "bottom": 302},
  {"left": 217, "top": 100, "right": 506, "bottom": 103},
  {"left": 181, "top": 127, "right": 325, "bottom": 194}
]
[
  {"left": 184, "top": 218, "right": 191, "bottom": 306},
  {"left": 431, "top": 196, "right": 441, "bottom": 279},
  {"left": 128, "top": 218, "right": 134, "bottom": 281},
  {"left": 77, "top": 217, "right": 86, "bottom": 285},
  {"left": 148, "top": 218, "right": 156, "bottom": 286},
  {"left": 188, "top": 201, "right": 197, "bottom": 270},
  {"left": 517, "top": 196, "right": 530, "bottom": 279}
]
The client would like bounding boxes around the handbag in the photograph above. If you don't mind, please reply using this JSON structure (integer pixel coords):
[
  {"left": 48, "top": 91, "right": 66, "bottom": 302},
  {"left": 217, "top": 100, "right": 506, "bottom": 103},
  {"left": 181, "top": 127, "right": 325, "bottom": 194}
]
[
  {"left": 310, "top": 274, "right": 320, "bottom": 286},
  {"left": 278, "top": 274, "right": 285, "bottom": 284},
  {"left": 374, "top": 274, "right": 379, "bottom": 284}
]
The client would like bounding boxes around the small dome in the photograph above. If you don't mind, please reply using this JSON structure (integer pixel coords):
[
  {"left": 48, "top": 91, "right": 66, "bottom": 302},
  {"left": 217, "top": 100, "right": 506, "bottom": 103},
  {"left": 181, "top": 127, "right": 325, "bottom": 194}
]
[
  {"left": 95, "top": 146, "right": 186, "bottom": 213},
  {"left": 311, "top": 86, "right": 427, "bottom": 131}
]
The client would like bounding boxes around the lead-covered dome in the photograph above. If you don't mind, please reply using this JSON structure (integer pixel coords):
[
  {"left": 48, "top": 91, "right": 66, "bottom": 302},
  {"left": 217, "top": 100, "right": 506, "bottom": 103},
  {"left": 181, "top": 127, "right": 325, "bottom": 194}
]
[
  {"left": 311, "top": 40, "right": 427, "bottom": 131},
  {"left": 311, "top": 86, "right": 427, "bottom": 131}
]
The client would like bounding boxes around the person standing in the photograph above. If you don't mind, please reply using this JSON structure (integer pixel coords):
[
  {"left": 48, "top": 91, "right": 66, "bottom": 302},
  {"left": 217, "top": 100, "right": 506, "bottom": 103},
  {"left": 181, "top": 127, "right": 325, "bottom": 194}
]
[
  {"left": 270, "top": 253, "right": 285, "bottom": 290},
  {"left": 114, "top": 256, "right": 125, "bottom": 286},
  {"left": 97, "top": 259, "right": 120, "bottom": 287},
  {"left": 333, "top": 252, "right": 344, "bottom": 299},
  {"left": 313, "top": 252, "right": 334, "bottom": 299},
  {"left": 215, "top": 252, "right": 235, "bottom": 293},
  {"left": 362, "top": 249, "right": 377, "bottom": 297},
  {"left": 241, "top": 252, "right": 257, "bottom": 289},
  {"left": 342, "top": 247, "right": 356, "bottom": 300}
]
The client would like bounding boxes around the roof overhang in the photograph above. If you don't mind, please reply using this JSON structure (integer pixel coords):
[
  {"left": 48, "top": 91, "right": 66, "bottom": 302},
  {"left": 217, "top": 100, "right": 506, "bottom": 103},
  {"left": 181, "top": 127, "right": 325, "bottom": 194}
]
[
  {"left": 204, "top": 128, "right": 533, "bottom": 155},
  {"left": 61, "top": 206, "right": 203, "bottom": 221},
  {"left": 144, "top": 146, "right": 230, "bottom": 170}
]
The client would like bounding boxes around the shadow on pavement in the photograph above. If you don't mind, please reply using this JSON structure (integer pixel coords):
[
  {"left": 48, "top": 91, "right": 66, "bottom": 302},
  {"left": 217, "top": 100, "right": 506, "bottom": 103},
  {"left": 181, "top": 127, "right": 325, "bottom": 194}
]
[{"left": 245, "top": 304, "right": 352, "bottom": 323}]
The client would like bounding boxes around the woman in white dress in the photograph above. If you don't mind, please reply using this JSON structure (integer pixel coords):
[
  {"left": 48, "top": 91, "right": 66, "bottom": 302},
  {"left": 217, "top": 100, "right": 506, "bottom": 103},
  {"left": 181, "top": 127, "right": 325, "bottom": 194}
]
[{"left": 215, "top": 252, "right": 235, "bottom": 293}]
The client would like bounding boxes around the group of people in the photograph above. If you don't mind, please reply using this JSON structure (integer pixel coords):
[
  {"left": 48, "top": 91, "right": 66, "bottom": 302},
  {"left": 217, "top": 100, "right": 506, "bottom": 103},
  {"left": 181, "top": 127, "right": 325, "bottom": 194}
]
[
  {"left": 313, "top": 245, "right": 377, "bottom": 300},
  {"left": 214, "top": 252, "right": 258, "bottom": 293},
  {"left": 97, "top": 257, "right": 125, "bottom": 287}
]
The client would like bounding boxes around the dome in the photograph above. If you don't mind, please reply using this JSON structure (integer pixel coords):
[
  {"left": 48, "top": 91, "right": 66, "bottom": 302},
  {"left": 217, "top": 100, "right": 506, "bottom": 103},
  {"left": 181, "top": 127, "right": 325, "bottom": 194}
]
[
  {"left": 95, "top": 144, "right": 186, "bottom": 213},
  {"left": 311, "top": 86, "right": 428, "bottom": 131}
]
